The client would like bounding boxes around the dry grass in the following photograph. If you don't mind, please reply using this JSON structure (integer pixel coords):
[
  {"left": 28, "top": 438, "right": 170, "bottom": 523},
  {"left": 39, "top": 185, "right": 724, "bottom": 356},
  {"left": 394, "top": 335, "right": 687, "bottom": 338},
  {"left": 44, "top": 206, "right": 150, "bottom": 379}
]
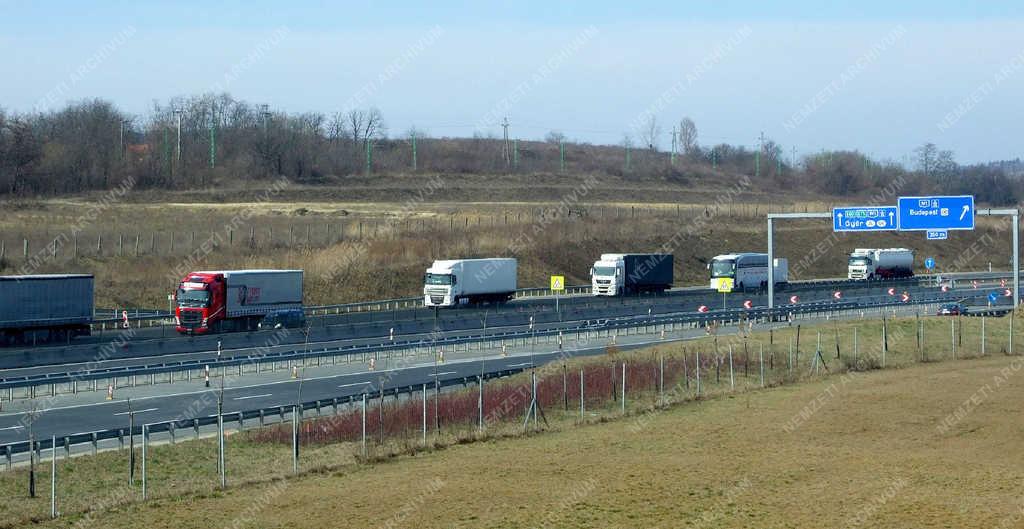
[
  {"left": 22, "top": 343, "right": 1024, "bottom": 527},
  {"left": 0, "top": 196, "right": 1013, "bottom": 309},
  {"left": 0, "top": 313, "right": 1019, "bottom": 528}
]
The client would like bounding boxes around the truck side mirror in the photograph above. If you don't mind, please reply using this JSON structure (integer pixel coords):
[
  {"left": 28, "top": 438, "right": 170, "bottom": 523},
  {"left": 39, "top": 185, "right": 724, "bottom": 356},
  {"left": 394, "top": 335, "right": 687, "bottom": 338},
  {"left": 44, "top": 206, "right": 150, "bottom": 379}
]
[
  {"left": 452, "top": 275, "right": 457, "bottom": 285},
  {"left": 616, "top": 268, "right": 622, "bottom": 277}
]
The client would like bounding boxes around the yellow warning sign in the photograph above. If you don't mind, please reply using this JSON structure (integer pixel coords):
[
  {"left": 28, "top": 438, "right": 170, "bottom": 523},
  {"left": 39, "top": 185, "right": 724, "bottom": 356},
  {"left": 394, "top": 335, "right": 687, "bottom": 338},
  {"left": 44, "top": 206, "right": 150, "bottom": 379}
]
[
  {"left": 715, "top": 277, "right": 734, "bottom": 293},
  {"left": 550, "top": 275, "right": 565, "bottom": 292}
]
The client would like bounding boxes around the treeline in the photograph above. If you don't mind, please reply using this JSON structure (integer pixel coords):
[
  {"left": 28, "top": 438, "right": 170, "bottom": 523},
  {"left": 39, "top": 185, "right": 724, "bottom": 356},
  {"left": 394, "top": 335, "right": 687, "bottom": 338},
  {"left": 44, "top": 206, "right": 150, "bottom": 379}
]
[{"left": 0, "top": 93, "right": 1019, "bottom": 205}]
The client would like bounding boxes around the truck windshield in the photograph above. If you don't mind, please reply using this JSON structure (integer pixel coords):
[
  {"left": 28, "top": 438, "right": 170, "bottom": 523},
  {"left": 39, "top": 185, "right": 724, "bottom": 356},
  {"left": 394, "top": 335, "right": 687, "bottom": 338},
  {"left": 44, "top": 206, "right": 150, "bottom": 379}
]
[
  {"left": 848, "top": 257, "right": 871, "bottom": 266},
  {"left": 425, "top": 273, "right": 453, "bottom": 285},
  {"left": 177, "top": 289, "right": 210, "bottom": 308},
  {"left": 592, "top": 266, "right": 617, "bottom": 277},
  {"left": 710, "top": 260, "right": 736, "bottom": 278}
]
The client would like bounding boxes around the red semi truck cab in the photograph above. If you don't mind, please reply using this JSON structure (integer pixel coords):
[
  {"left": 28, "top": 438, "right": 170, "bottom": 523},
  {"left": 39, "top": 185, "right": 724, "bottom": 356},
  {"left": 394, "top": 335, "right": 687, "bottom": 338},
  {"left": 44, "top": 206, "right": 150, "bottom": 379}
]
[{"left": 175, "top": 270, "right": 303, "bottom": 334}]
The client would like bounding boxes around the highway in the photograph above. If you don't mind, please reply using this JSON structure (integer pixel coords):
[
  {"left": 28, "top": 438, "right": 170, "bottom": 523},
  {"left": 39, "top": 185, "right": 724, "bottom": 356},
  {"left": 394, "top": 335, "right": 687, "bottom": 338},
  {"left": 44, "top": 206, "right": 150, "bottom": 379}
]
[
  {"left": 0, "top": 290, "right": 1005, "bottom": 451},
  {"left": 0, "top": 272, "right": 1008, "bottom": 373}
]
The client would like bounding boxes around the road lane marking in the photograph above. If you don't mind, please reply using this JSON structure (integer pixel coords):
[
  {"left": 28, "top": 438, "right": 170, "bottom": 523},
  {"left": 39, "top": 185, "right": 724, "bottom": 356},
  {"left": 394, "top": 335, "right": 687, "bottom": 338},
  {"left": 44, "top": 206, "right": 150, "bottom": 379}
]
[
  {"left": 338, "top": 382, "right": 370, "bottom": 388},
  {"left": 0, "top": 426, "right": 24, "bottom": 431},
  {"left": 508, "top": 363, "right": 533, "bottom": 367},
  {"left": 434, "top": 371, "right": 456, "bottom": 376},
  {"left": 113, "top": 407, "right": 158, "bottom": 416},
  {"left": 233, "top": 393, "right": 272, "bottom": 401}
]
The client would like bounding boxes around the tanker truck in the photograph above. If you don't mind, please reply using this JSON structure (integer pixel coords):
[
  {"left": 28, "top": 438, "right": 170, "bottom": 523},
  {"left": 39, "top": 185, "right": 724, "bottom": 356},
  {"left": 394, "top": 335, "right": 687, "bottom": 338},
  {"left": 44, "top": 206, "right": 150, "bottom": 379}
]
[{"left": 847, "top": 248, "right": 914, "bottom": 280}]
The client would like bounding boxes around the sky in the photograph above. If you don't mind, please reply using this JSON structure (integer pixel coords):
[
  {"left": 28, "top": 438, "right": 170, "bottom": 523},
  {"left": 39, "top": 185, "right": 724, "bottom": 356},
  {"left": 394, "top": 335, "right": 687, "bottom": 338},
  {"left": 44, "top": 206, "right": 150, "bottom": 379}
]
[{"left": 1, "top": 1, "right": 1023, "bottom": 164}]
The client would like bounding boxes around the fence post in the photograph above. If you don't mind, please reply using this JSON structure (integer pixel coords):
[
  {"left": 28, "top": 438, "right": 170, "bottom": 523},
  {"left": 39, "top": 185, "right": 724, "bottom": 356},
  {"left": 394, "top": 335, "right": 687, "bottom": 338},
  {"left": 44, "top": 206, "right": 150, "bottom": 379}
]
[
  {"left": 729, "top": 345, "right": 735, "bottom": 390},
  {"left": 478, "top": 375, "right": 484, "bottom": 431},
  {"left": 658, "top": 355, "right": 664, "bottom": 404},
  {"left": 292, "top": 405, "right": 299, "bottom": 473},
  {"left": 982, "top": 315, "right": 986, "bottom": 355},
  {"left": 759, "top": 343, "right": 765, "bottom": 387},
  {"left": 50, "top": 436, "right": 57, "bottom": 519},
  {"left": 141, "top": 425, "right": 148, "bottom": 500},
  {"left": 621, "top": 363, "right": 626, "bottom": 414},
  {"left": 361, "top": 393, "right": 367, "bottom": 457},
  {"left": 951, "top": 319, "right": 956, "bottom": 359},
  {"left": 695, "top": 350, "right": 701, "bottom": 395},
  {"left": 421, "top": 383, "right": 427, "bottom": 445},
  {"left": 579, "top": 369, "right": 585, "bottom": 419}
]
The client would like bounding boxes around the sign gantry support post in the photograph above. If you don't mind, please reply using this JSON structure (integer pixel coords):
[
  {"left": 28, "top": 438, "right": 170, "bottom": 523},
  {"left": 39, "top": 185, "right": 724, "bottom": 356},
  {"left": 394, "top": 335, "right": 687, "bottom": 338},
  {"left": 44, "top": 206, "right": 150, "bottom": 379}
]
[
  {"left": 767, "top": 212, "right": 831, "bottom": 310},
  {"left": 977, "top": 208, "right": 1019, "bottom": 308}
]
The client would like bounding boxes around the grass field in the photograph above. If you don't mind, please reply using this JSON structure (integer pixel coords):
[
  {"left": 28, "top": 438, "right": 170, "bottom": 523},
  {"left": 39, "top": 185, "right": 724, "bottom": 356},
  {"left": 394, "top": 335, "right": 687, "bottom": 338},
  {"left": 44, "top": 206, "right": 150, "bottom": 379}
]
[
  {"left": 0, "top": 192, "right": 1014, "bottom": 308},
  {"left": 2, "top": 313, "right": 1022, "bottom": 528}
]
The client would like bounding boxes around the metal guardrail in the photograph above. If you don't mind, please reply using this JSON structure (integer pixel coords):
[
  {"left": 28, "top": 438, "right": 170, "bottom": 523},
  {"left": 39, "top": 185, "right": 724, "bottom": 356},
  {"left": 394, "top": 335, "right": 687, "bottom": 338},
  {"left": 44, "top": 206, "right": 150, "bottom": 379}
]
[
  {"left": 0, "top": 366, "right": 528, "bottom": 463},
  {"left": 0, "top": 291, "right": 1007, "bottom": 461},
  {"left": 82, "top": 272, "right": 1014, "bottom": 328}
]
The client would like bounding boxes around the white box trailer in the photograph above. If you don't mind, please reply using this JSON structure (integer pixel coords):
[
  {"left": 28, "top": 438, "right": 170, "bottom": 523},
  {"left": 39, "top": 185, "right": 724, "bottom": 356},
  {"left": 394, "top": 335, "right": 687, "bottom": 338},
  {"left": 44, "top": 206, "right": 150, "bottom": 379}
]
[
  {"left": 215, "top": 270, "right": 304, "bottom": 318},
  {"left": 0, "top": 274, "right": 93, "bottom": 344},
  {"left": 424, "top": 258, "right": 517, "bottom": 307}
]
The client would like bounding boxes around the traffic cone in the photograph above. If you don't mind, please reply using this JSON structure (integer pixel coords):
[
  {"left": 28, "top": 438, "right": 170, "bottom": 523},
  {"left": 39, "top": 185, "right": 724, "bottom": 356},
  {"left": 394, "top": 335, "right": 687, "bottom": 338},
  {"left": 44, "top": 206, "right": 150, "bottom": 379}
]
[
  {"left": 106, "top": 384, "right": 114, "bottom": 400},
  {"left": 291, "top": 366, "right": 298, "bottom": 379},
  {"left": 558, "top": 332, "right": 563, "bottom": 350},
  {"left": 501, "top": 344, "right": 507, "bottom": 357},
  {"left": 369, "top": 357, "right": 376, "bottom": 371},
  {"left": 204, "top": 373, "right": 210, "bottom": 388},
  {"left": 438, "top": 350, "right": 445, "bottom": 364}
]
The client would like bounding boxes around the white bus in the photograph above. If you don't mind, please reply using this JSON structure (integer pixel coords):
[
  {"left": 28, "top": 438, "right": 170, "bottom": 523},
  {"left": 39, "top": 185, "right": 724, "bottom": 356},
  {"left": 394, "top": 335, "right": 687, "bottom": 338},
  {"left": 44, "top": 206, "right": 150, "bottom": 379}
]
[{"left": 708, "top": 253, "right": 789, "bottom": 291}]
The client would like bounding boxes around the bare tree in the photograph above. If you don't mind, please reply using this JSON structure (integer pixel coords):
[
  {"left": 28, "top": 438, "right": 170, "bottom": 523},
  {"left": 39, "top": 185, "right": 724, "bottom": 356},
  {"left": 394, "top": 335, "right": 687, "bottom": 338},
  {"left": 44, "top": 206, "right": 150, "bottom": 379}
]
[
  {"left": 914, "top": 142, "right": 938, "bottom": 177},
  {"left": 678, "top": 117, "right": 698, "bottom": 155},
  {"left": 545, "top": 130, "right": 566, "bottom": 144},
  {"left": 639, "top": 116, "right": 660, "bottom": 151}
]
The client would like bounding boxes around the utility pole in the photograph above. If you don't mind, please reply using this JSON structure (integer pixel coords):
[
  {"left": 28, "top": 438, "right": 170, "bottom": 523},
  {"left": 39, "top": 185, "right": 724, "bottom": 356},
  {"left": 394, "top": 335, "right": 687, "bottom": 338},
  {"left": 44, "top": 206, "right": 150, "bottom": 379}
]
[
  {"left": 791, "top": 146, "right": 797, "bottom": 170},
  {"left": 209, "top": 104, "right": 217, "bottom": 169},
  {"left": 119, "top": 119, "right": 131, "bottom": 161},
  {"left": 260, "top": 104, "right": 270, "bottom": 134},
  {"left": 501, "top": 117, "right": 511, "bottom": 167},
  {"left": 411, "top": 131, "right": 417, "bottom": 171},
  {"left": 670, "top": 126, "right": 677, "bottom": 166},
  {"left": 173, "top": 109, "right": 182, "bottom": 162}
]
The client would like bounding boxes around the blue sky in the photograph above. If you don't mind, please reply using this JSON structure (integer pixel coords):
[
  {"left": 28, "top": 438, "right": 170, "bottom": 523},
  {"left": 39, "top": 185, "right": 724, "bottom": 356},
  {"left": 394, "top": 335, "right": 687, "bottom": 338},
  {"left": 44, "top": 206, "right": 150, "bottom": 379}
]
[{"left": 2, "top": 1, "right": 1023, "bottom": 163}]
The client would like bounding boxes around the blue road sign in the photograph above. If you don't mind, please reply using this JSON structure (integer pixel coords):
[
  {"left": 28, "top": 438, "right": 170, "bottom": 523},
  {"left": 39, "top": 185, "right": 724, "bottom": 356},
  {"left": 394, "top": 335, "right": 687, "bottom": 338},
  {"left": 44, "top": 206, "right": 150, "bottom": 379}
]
[
  {"left": 832, "top": 206, "right": 898, "bottom": 232},
  {"left": 897, "top": 195, "right": 975, "bottom": 231},
  {"left": 926, "top": 230, "right": 948, "bottom": 240},
  {"left": 925, "top": 257, "right": 936, "bottom": 270},
  {"left": 989, "top": 292, "right": 999, "bottom": 304}
]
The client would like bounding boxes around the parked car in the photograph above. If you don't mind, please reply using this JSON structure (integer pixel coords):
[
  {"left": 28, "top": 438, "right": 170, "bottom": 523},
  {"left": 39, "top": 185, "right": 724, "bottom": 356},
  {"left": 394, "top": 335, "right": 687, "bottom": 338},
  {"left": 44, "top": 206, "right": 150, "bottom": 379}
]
[
  {"left": 258, "top": 308, "right": 307, "bottom": 330},
  {"left": 937, "top": 303, "right": 968, "bottom": 316}
]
